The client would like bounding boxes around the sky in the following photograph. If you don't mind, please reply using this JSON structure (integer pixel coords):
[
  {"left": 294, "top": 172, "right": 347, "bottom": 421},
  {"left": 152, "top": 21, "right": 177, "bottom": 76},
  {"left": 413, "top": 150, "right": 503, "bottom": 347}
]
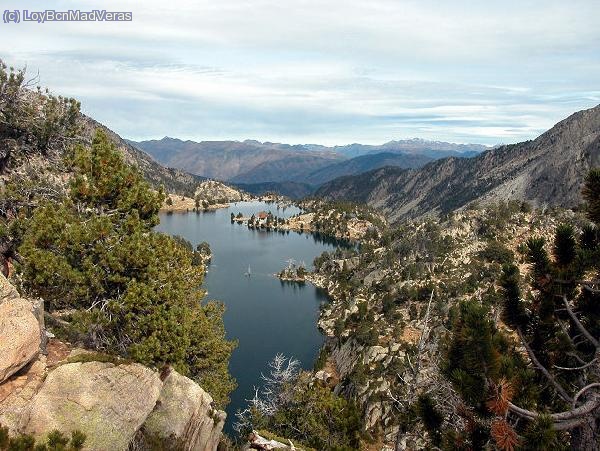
[{"left": 1, "top": 0, "right": 599, "bottom": 145}]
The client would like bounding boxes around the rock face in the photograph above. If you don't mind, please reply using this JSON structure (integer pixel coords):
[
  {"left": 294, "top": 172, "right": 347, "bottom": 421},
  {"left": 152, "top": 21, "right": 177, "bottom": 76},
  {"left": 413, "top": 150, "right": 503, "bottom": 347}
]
[
  {"left": 143, "top": 370, "right": 225, "bottom": 451},
  {"left": 0, "top": 275, "right": 226, "bottom": 451},
  {"left": 0, "top": 274, "right": 19, "bottom": 302},
  {"left": 12, "top": 360, "right": 226, "bottom": 451},
  {"left": 23, "top": 361, "right": 162, "bottom": 450},
  {"left": 7, "top": 358, "right": 228, "bottom": 451},
  {"left": 0, "top": 295, "right": 41, "bottom": 384}
]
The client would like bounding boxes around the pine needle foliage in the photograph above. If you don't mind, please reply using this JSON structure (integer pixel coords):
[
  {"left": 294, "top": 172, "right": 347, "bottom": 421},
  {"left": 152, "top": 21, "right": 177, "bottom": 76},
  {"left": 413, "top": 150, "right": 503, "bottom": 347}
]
[{"left": 17, "top": 130, "right": 236, "bottom": 407}]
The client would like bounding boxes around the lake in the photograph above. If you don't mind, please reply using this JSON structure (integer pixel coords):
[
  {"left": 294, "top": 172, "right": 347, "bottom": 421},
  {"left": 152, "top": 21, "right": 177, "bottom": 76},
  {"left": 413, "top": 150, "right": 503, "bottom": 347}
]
[{"left": 156, "top": 201, "right": 340, "bottom": 435}]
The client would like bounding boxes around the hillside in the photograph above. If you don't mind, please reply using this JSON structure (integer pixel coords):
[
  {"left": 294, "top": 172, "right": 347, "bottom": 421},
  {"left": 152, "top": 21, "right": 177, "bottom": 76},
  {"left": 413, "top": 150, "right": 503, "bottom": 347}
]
[
  {"left": 308, "top": 199, "right": 600, "bottom": 449},
  {"left": 131, "top": 137, "right": 345, "bottom": 182},
  {"left": 233, "top": 181, "right": 316, "bottom": 199},
  {"left": 303, "top": 151, "right": 432, "bottom": 185},
  {"left": 82, "top": 118, "right": 203, "bottom": 196},
  {"left": 230, "top": 151, "right": 434, "bottom": 197},
  {"left": 317, "top": 104, "right": 600, "bottom": 222},
  {"left": 229, "top": 153, "right": 342, "bottom": 183}
]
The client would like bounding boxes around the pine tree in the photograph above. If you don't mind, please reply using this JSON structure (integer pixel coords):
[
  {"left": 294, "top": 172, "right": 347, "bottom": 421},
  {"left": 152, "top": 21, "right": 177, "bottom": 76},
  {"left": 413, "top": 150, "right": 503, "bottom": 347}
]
[
  {"left": 553, "top": 224, "right": 577, "bottom": 267},
  {"left": 582, "top": 168, "right": 600, "bottom": 225},
  {"left": 443, "top": 300, "right": 499, "bottom": 407},
  {"left": 17, "top": 130, "right": 236, "bottom": 407},
  {"left": 500, "top": 264, "right": 529, "bottom": 329},
  {"left": 440, "top": 169, "right": 600, "bottom": 449}
]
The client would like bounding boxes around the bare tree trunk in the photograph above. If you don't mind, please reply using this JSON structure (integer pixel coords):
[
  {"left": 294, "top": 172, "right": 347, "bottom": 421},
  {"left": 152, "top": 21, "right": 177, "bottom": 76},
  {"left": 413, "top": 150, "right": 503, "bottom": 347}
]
[{"left": 570, "top": 415, "right": 599, "bottom": 451}]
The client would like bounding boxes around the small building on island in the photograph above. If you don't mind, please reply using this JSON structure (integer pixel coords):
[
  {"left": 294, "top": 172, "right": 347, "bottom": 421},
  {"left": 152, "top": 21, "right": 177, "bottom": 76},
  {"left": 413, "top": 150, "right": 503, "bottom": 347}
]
[{"left": 257, "top": 211, "right": 269, "bottom": 225}]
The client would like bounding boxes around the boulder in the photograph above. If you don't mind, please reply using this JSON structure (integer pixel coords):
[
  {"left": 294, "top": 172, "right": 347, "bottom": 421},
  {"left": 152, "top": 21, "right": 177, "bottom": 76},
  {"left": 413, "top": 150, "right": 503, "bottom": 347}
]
[
  {"left": 314, "top": 370, "right": 333, "bottom": 385},
  {"left": 23, "top": 361, "right": 162, "bottom": 450},
  {"left": 0, "top": 357, "right": 47, "bottom": 433},
  {"left": 364, "top": 345, "right": 388, "bottom": 364},
  {"left": 0, "top": 298, "right": 41, "bottom": 383},
  {"left": 363, "top": 269, "right": 386, "bottom": 288},
  {"left": 142, "top": 370, "right": 225, "bottom": 451},
  {"left": 0, "top": 273, "right": 19, "bottom": 303}
]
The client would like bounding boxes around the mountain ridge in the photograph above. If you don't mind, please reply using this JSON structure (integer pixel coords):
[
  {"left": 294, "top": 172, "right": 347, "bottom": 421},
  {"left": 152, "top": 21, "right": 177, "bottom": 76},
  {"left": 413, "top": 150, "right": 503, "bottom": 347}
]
[
  {"left": 130, "top": 137, "right": 485, "bottom": 186},
  {"left": 316, "top": 104, "right": 600, "bottom": 221}
]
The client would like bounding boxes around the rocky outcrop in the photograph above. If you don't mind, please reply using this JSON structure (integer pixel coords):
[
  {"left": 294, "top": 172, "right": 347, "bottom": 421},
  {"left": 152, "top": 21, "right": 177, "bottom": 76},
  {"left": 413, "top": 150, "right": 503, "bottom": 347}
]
[
  {"left": 0, "top": 275, "right": 226, "bottom": 451},
  {"left": 143, "top": 370, "right": 225, "bottom": 451},
  {"left": 0, "top": 357, "right": 47, "bottom": 433},
  {"left": 0, "top": 273, "right": 19, "bottom": 302},
  {"left": 0, "top": 298, "right": 41, "bottom": 384},
  {"left": 23, "top": 361, "right": 162, "bottom": 450},
  {"left": 0, "top": 275, "right": 41, "bottom": 384},
  {"left": 1, "top": 354, "right": 227, "bottom": 451},
  {"left": 244, "top": 430, "right": 308, "bottom": 450}
]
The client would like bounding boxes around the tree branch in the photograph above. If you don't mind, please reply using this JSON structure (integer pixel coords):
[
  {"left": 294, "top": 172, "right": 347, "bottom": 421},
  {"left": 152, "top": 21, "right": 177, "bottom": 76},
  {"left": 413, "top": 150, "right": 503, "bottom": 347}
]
[
  {"left": 572, "top": 383, "right": 600, "bottom": 409},
  {"left": 553, "top": 358, "right": 597, "bottom": 371},
  {"left": 508, "top": 394, "right": 600, "bottom": 423},
  {"left": 559, "top": 294, "right": 600, "bottom": 349},
  {"left": 517, "top": 328, "right": 573, "bottom": 403}
]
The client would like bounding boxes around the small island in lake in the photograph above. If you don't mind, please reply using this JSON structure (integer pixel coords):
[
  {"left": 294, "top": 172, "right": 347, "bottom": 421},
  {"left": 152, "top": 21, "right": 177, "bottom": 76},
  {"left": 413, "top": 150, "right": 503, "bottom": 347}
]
[{"left": 277, "top": 259, "right": 308, "bottom": 282}]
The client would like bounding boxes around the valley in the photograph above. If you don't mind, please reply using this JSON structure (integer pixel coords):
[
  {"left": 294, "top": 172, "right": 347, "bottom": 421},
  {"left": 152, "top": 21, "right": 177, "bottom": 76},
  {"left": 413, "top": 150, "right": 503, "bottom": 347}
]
[
  {"left": 1, "top": 57, "right": 599, "bottom": 451},
  {"left": 156, "top": 201, "right": 342, "bottom": 435}
]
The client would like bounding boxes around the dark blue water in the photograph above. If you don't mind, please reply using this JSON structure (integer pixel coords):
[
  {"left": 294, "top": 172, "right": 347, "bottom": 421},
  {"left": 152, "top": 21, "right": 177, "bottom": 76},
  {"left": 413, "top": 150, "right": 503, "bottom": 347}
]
[{"left": 156, "top": 201, "right": 338, "bottom": 434}]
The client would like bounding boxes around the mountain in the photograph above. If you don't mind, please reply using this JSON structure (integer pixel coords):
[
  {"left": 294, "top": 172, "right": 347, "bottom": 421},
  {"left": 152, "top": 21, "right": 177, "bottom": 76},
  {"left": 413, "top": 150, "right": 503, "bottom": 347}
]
[
  {"left": 332, "top": 139, "right": 488, "bottom": 158},
  {"left": 129, "top": 137, "right": 485, "bottom": 188},
  {"left": 229, "top": 153, "right": 343, "bottom": 183},
  {"left": 316, "top": 104, "right": 600, "bottom": 222},
  {"left": 230, "top": 150, "right": 434, "bottom": 198},
  {"left": 303, "top": 151, "right": 433, "bottom": 185},
  {"left": 130, "top": 138, "right": 345, "bottom": 182},
  {"left": 233, "top": 181, "right": 317, "bottom": 199}
]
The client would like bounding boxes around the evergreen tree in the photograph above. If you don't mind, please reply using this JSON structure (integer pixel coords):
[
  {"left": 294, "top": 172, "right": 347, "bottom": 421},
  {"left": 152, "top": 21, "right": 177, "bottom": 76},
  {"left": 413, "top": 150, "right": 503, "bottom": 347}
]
[
  {"left": 440, "top": 169, "right": 600, "bottom": 450},
  {"left": 500, "top": 263, "right": 529, "bottom": 329},
  {"left": 553, "top": 224, "right": 577, "bottom": 267},
  {"left": 582, "top": 168, "right": 600, "bottom": 224},
  {"left": 17, "top": 130, "right": 236, "bottom": 407},
  {"left": 443, "top": 300, "right": 499, "bottom": 407}
]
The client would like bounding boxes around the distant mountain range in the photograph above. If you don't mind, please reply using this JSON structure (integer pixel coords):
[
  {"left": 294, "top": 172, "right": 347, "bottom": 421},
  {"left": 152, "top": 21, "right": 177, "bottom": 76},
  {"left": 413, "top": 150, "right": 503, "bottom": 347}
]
[
  {"left": 316, "top": 104, "right": 600, "bottom": 221},
  {"left": 330, "top": 139, "right": 487, "bottom": 159},
  {"left": 128, "top": 138, "right": 342, "bottom": 182},
  {"left": 128, "top": 137, "right": 487, "bottom": 194}
]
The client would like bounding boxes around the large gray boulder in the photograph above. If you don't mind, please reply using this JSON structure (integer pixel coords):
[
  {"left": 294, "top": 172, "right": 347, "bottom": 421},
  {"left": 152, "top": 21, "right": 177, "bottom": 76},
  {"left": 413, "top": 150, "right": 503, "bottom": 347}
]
[
  {"left": 23, "top": 361, "right": 163, "bottom": 450},
  {"left": 0, "top": 273, "right": 227, "bottom": 451},
  {"left": 0, "top": 297, "right": 41, "bottom": 384},
  {"left": 143, "top": 370, "right": 225, "bottom": 451}
]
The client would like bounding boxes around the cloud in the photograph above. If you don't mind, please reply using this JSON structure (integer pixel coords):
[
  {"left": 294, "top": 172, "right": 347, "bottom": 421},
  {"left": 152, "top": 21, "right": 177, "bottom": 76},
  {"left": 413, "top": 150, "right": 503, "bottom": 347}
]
[{"left": 0, "top": 0, "right": 598, "bottom": 145}]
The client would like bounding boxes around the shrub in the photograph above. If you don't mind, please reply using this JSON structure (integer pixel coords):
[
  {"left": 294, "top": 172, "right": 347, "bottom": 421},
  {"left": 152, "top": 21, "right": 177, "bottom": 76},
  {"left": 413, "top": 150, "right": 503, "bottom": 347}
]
[{"left": 0, "top": 425, "right": 86, "bottom": 451}]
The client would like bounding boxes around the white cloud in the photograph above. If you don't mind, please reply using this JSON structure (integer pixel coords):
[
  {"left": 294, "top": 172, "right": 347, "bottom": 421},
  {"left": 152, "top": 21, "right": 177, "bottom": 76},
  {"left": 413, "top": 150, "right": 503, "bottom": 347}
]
[{"left": 0, "top": 0, "right": 598, "bottom": 145}]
